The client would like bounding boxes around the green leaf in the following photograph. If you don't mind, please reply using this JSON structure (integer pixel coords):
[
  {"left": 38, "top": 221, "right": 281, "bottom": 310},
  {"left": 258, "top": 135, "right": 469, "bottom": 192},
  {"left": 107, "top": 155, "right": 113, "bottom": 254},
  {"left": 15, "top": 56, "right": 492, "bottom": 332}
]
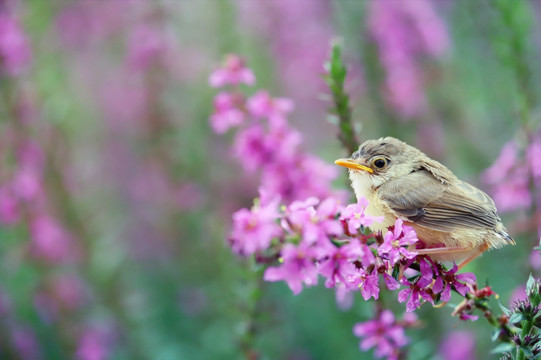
[
  {"left": 491, "top": 342, "right": 515, "bottom": 354},
  {"left": 499, "top": 301, "right": 512, "bottom": 316},
  {"left": 509, "top": 313, "right": 527, "bottom": 324}
]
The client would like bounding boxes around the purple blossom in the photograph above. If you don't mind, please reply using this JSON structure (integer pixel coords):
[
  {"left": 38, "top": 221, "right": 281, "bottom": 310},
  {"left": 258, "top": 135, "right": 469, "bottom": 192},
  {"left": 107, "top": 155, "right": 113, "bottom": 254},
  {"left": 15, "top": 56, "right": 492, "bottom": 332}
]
[
  {"left": 76, "top": 327, "right": 110, "bottom": 360},
  {"left": 125, "top": 24, "right": 166, "bottom": 71},
  {"left": 229, "top": 194, "right": 282, "bottom": 255},
  {"left": 264, "top": 242, "right": 319, "bottom": 295},
  {"left": 246, "top": 90, "right": 294, "bottom": 129},
  {"left": 340, "top": 197, "right": 383, "bottom": 234},
  {"left": 397, "top": 262, "right": 434, "bottom": 312},
  {"left": 233, "top": 125, "right": 272, "bottom": 172},
  {"left": 491, "top": 167, "right": 532, "bottom": 212},
  {"left": 482, "top": 141, "right": 518, "bottom": 184},
  {"left": 318, "top": 241, "right": 364, "bottom": 288},
  {"left": 528, "top": 141, "right": 541, "bottom": 180},
  {"left": 368, "top": 0, "right": 448, "bottom": 118},
  {"left": 30, "top": 216, "right": 76, "bottom": 263},
  {"left": 286, "top": 196, "right": 343, "bottom": 246},
  {"left": 438, "top": 331, "right": 476, "bottom": 360},
  {"left": 353, "top": 310, "right": 409, "bottom": 360},
  {"left": 378, "top": 219, "right": 418, "bottom": 265},
  {"left": 482, "top": 141, "right": 533, "bottom": 212},
  {"left": 209, "top": 92, "right": 245, "bottom": 134},
  {"left": 0, "top": 13, "right": 32, "bottom": 75},
  {"left": 0, "top": 186, "right": 19, "bottom": 225},
  {"left": 209, "top": 54, "right": 255, "bottom": 88},
  {"left": 383, "top": 273, "right": 400, "bottom": 291}
]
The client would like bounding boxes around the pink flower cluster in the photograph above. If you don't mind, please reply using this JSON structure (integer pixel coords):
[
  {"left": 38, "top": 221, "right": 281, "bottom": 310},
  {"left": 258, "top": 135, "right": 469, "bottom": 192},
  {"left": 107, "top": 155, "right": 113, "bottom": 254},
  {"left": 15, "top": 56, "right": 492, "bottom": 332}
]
[
  {"left": 209, "top": 55, "right": 339, "bottom": 203},
  {"left": 482, "top": 138, "right": 541, "bottom": 213},
  {"left": 0, "top": 11, "right": 32, "bottom": 75},
  {"left": 368, "top": 0, "right": 448, "bottom": 118},
  {"left": 229, "top": 189, "right": 477, "bottom": 317},
  {"left": 353, "top": 310, "right": 418, "bottom": 360}
]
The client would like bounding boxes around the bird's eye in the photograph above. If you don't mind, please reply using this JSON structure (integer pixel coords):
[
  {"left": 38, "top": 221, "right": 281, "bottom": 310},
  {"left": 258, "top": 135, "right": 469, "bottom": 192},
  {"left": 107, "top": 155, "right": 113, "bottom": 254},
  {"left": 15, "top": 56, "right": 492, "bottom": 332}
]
[{"left": 373, "top": 157, "right": 387, "bottom": 169}]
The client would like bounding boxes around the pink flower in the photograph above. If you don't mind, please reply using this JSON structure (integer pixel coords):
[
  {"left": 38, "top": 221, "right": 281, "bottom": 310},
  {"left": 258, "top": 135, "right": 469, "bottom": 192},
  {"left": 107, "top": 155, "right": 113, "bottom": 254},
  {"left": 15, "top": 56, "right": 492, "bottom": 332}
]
[
  {"left": 353, "top": 310, "right": 409, "bottom": 360},
  {"left": 438, "top": 331, "right": 476, "bottom": 360},
  {"left": 286, "top": 197, "right": 343, "bottom": 246},
  {"left": 527, "top": 141, "right": 541, "bottom": 180},
  {"left": 126, "top": 24, "right": 166, "bottom": 71},
  {"left": 209, "top": 54, "right": 255, "bottom": 88},
  {"left": 264, "top": 242, "right": 319, "bottom": 295},
  {"left": 318, "top": 241, "right": 364, "bottom": 288},
  {"left": 482, "top": 141, "right": 518, "bottom": 184},
  {"left": 0, "top": 14, "right": 32, "bottom": 75},
  {"left": 529, "top": 249, "right": 541, "bottom": 270},
  {"left": 397, "top": 261, "right": 434, "bottom": 312},
  {"left": 368, "top": 0, "right": 448, "bottom": 118},
  {"left": 209, "top": 92, "right": 245, "bottom": 134},
  {"left": 233, "top": 125, "right": 272, "bottom": 172},
  {"left": 229, "top": 194, "right": 282, "bottom": 256},
  {"left": 76, "top": 328, "right": 110, "bottom": 360},
  {"left": 340, "top": 197, "right": 384, "bottom": 234},
  {"left": 509, "top": 285, "right": 527, "bottom": 306},
  {"left": 0, "top": 186, "right": 19, "bottom": 225},
  {"left": 378, "top": 219, "right": 418, "bottom": 266},
  {"left": 30, "top": 216, "right": 76, "bottom": 263},
  {"left": 246, "top": 90, "right": 294, "bottom": 129},
  {"left": 491, "top": 168, "right": 531, "bottom": 212}
]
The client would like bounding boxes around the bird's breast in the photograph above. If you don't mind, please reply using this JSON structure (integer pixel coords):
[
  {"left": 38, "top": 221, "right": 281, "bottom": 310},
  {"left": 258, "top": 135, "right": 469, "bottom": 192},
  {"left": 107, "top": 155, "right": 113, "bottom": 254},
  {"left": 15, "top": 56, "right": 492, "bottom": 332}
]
[{"left": 349, "top": 171, "right": 395, "bottom": 231}]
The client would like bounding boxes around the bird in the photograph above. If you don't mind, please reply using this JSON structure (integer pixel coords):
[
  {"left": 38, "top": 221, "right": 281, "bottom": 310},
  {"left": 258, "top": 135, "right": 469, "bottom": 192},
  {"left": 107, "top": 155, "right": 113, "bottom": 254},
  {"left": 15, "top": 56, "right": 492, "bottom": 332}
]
[{"left": 335, "top": 136, "right": 514, "bottom": 268}]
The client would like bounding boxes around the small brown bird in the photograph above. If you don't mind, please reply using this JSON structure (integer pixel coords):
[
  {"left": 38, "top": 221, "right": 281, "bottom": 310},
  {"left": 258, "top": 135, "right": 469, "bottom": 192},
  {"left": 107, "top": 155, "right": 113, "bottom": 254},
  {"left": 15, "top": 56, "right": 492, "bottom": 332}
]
[{"left": 335, "top": 137, "right": 514, "bottom": 268}]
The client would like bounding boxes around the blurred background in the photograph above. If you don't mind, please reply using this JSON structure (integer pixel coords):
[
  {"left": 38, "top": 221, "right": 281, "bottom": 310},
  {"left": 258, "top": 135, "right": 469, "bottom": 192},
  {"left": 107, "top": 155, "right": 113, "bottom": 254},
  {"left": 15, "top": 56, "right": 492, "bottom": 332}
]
[{"left": 0, "top": 0, "right": 540, "bottom": 359}]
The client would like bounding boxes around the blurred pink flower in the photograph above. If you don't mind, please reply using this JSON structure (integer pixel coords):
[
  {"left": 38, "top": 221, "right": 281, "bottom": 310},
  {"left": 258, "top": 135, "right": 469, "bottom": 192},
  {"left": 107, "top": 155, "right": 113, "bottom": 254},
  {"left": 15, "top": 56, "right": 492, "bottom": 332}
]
[
  {"left": 509, "top": 285, "right": 527, "bottom": 306},
  {"left": 438, "top": 331, "right": 476, "bottom": 360},
  {"left": 0, "top": 186, "right": 20, "bottom": 224},
  {"left": 209, "top": 54, "right": 255, "bottom": 88},
  {"left": 209, "top": 92, "right": 245, "bottom": 134},
  {"left": 368, "top": 0, "right": 448, "bottom": 118},
  {"left": 527, "top": 141, "right": 541, "bottom": 180},
  {"left": 12, "top": 327, "right": 41, "bottom": 360},
  {"left": 353, "top": 310, "right": 409, "bottom": 360},
  {"left": 246, "top": 90, "right": 294, "bottom": 129},
  {"left": 238, "top": 0, "right": 333, "bottom": 108},
  {"left": 52, "top": 274, "right": 88, "bottom": 310},
  {"left": 530, "top": 249, "right": 541, "bottom": 270},
  {"left": 233, "top": 125, "right": 272, "bottom": 172},
  {"left": 0, "top": 13, "right": 31, "bottom": 75},
  {"left": 126, "top": 24, "right": 167, "bottom": 71},
  {"left": 177, "top": 182, "right": 204, "bottom": 211},
  {"left": 491, "top": 168, "right": 532, "bottom": 212},
  {"left": 264, "top": 242, "right": 319, "bottom": 295},
  {"left": 482, "top": 141, "right": 518, "bottom": 184},
  {"left": 101, "top": 74, "right": 148, "bottom": 127},
  {"left": 30, "top": 216, "right": 76, "bottom": 263},
  {"left": 76, "top": 328, "right": 109, "bottom": 360}
]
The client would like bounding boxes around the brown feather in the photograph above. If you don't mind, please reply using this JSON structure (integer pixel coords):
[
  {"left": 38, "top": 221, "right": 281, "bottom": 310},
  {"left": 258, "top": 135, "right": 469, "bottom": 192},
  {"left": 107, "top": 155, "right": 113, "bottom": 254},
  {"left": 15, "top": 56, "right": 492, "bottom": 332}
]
[{"left": 379, "top": 170, "right": 501, "bottom": 233}]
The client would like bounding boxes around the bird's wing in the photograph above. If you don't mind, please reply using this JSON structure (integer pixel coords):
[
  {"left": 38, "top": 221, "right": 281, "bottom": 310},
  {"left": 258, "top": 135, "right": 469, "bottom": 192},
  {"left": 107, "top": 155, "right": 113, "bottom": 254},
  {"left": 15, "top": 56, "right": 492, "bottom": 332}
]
[{"left": 378, "top": 171, "right": 500, "bottom": 232}]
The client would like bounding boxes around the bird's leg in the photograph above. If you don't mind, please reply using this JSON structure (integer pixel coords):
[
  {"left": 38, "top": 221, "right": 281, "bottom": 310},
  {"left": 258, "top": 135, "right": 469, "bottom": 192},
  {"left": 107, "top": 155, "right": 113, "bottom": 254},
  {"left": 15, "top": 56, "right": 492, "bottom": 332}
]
[{"left": 456, "top": 243, "right": 490, "bottom": 270}]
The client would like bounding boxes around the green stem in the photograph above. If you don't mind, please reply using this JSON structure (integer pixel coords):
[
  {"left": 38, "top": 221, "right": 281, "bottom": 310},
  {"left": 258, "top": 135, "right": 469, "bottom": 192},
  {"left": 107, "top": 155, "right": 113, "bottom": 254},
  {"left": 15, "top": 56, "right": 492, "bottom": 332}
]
[{"left": 324, "top": 40, "right": 359, "bottom": 154}]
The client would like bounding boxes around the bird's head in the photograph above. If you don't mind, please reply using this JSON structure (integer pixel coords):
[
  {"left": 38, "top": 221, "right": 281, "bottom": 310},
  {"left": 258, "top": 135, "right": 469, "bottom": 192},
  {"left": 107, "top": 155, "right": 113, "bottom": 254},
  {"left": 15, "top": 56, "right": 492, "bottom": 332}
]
[{"left": 335, "top": 137, "right": 423, "bottom": 189}]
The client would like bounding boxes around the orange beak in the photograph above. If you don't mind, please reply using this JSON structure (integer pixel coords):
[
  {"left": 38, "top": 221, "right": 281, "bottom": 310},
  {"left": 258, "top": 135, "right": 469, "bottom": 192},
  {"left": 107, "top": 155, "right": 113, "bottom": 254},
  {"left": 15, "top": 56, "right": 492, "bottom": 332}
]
[{"left": 334, "top": 158, "right": 374, "bottom": 174}]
